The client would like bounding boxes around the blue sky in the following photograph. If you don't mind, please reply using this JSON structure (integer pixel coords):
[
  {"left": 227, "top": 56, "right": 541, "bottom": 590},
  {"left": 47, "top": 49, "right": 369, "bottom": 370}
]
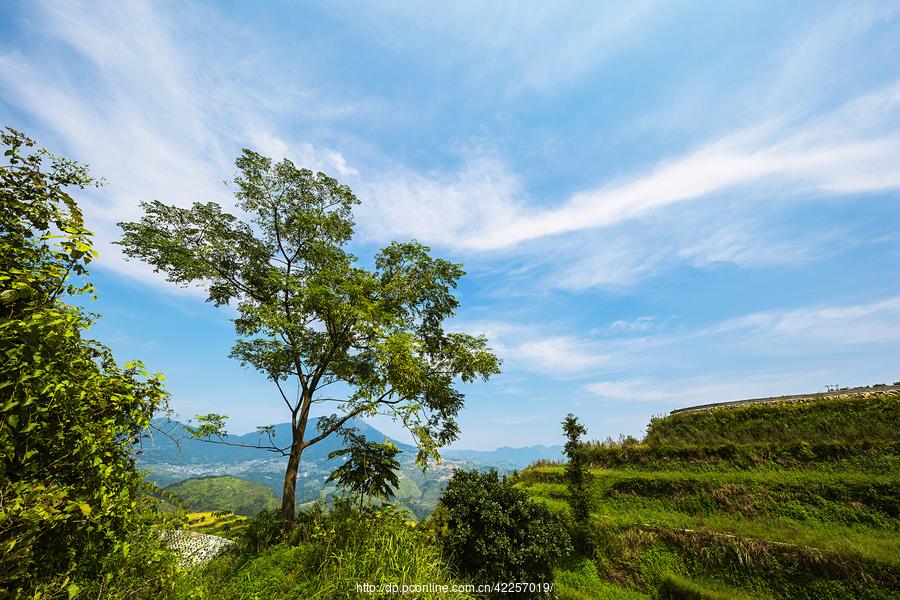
[{"left": 2, "top": 1, "right": 899, "bottom": 449}]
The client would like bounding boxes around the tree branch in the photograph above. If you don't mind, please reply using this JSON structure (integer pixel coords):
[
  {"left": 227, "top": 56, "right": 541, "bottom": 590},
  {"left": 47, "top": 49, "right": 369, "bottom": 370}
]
[
  {"left": 301, "top": 408, "right": 367, "bottom": 450},
  {"left": 195, "top": 436, "right": 291, "bottom": 456}
]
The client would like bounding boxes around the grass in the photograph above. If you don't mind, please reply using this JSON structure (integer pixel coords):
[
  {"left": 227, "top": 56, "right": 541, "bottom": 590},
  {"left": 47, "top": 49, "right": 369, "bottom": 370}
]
[
  {"left": 644, "top": 391, "right": 900, "bottom": 447},
  {"left": 555, "top": 556, "right": 649, "bottom": 599},
  {"left": 517, "top": 391, "right": 900, "bottom": 599},
  {"left": 171, "top": 503, "right": 474, "bottom": 600},
  {"left": 164, "top": 476, "right": 279, "bottom": 516},
  {"left": 658, "top": 572, "right": 765, "bottom": 600},
  {"left": 520, "top": 466, "right": 900, "bottom": 564}
]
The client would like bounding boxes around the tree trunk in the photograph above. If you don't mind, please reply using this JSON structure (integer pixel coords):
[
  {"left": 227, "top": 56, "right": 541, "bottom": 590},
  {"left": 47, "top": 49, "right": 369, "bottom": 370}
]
[
  {"left": 280, "top": 441, "right": 303, "bottom": 526},
  {"left": 281, "top": 393, "right": 313, "bottom": 527}
]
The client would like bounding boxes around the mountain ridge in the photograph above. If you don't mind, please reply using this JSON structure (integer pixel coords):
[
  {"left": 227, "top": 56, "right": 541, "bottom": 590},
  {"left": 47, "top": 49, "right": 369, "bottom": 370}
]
[{"left": 141, "top": 417, "right": 561, "bottom": 467}]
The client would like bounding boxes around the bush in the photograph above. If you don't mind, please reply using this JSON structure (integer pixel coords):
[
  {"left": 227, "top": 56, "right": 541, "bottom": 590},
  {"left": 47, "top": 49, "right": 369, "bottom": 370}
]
[
  {"left": 0, "top": 128, "right": 169, "bottom": 596},
  {"left": 435, "top": 469, "right": 572, "bottom": 594},
  {"left": 241, "top": 509, "right": 287, "bottom": 553}
]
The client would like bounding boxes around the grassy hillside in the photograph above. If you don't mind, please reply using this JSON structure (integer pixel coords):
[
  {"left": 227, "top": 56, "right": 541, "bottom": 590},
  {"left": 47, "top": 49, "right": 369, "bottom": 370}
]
[
  {"left": 164, "top": 476, "right": 279, "bottom": 516},
  {"left": 645, "top": 390, "right": 900, "bottom": 447},
  {"left": 518, "top": 390, "right": 900, "bottom": 599}
]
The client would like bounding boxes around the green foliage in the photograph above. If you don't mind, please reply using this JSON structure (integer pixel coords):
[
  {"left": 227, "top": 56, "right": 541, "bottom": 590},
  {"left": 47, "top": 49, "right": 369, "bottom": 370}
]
[
  {"left": 0, "top": 128, "right": 169, "bottom": 595},
  {"left": 555, "top": 556, "right": 649, "bottom": 599},
  {"left": 117, "top": 149, "right": 500, "bottom": 522},
  {"left": 176, "top": 501, "right": 472, "bottom": 599},
  {"left": 164, "top": 476, "right": 279, "bottom": 516},
  {"left": 658, "top": 572, "right": 759, "bottom": 600},
  {"left": 435, "top": 469, "right": 572, "bottom": 594},
  {"left": 519, "top": 393, "right": 900, "bottom": 598},
  {"left": 645, "top": 392, "right": 900, "bottom": 447},
  {"left": 581, "top": 439, "right": 900, "bottom": 471},
  {"left": 562, "top": 414, "right": 592, "bottom": 554},
  {"left": 326, "top": 432, "right": 401, "bottom": 508},
  {"left": 240, "top": 508, "right": 288, "bottom": 553},
  {"left": 68, "top": 528, "right": 180, "bottom": 600}
]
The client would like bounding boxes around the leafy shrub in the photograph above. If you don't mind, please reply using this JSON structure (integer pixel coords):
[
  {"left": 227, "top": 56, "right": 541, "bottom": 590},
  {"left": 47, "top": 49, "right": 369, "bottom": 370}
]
[
  {"left": 241, "top": 509, "right": 287, "bottom": 553},
  {"left": 67, "top": 526, "right": 180, "bottom": 600},
  {"left": 0, "top": 128, "right": 169, "bottom": 596},
  {"left": 326, "top": 432, "right": 401, "bottom": 509},
  {"left": 435, "top": 469, "right": 572, "bottom": 594}
]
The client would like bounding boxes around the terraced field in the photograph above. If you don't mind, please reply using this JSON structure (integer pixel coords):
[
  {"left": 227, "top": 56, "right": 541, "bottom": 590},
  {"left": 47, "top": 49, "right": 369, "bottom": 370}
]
[
  {"left": 185, "top": 511, "right": 248, "bottom": 539},
  {"left": 520, "top": 390, "right": 900, "bottom": 599}
]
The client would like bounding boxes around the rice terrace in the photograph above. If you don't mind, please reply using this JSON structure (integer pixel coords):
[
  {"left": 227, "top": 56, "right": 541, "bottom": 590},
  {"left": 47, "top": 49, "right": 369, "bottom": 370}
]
[{"left": 2, "top": 2, "right": 900, "bottom": 599}]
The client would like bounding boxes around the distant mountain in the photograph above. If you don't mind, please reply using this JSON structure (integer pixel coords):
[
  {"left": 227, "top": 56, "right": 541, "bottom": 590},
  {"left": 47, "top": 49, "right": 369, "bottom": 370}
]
[
  {"left": 442, "top": 445, "right": 564, "bottom": 467},
  {"left": 139, "top": 417, "right": 415, "bottom": 465},
  {"left": 136, "top": 417, "right": 562, "bottom": 518}
]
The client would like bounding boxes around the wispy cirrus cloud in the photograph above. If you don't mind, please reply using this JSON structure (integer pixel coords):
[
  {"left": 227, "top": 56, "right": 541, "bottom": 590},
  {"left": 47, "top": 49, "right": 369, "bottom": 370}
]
[
  {"left": 0, "top": 0, "right": 361, "bottom": 288},
  {"left": 335, "top": 0, "right": 659, "bottom": 95},
  {"left": 708, "top": 296, "right": 900, "bottom": 348},
  {"left": 581, "top": 296, "right": 900, "bottom": 406},
  {"left": 359, "top": 80, "right": 900, "bottom": 256},
  {"left": 449, "top": 320, "right": 611, "bottom": 376},
  {"left": 466, "top": 295, "right": 900, "bottom": 386},
  {"left": 582, "top": 371, "right": 835, "bottom": 406}
]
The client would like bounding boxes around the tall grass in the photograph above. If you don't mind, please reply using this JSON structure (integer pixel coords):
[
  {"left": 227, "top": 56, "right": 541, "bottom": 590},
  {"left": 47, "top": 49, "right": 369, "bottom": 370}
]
[
  {"left": 172, "top": 501, "right": 473, "bottom": 599},
  {"left": 516, "top": 391, "right": 900, "bottom": 598},
  {"left": 645, "top": 392, "right": 900, "bottom": 447}
]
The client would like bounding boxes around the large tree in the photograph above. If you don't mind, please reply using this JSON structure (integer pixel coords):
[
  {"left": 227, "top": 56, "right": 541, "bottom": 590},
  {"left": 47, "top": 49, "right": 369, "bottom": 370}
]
[{"left": 118, "top": 150, "right": 500, "bottom": 524}]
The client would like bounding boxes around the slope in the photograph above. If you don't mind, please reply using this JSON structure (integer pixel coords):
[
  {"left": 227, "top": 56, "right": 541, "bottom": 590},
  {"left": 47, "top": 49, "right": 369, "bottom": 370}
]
[{"left": 519, "top": 388, "right": 900, "bottom": 599}]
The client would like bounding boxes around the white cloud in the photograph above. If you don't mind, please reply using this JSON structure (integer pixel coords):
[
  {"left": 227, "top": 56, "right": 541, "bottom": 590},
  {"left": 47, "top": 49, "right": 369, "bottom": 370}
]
[
  {"left": 361, "top": 83, "right": 900, "bottom": 276},
  {"left": 606, "top": 317, "right": 659, "bottom": 334},
  {"left": 507, "top": 336, "right": 609, "bottom": 375},
  {"left": 582, "top": 296, "right": 900, "bottom": 406},
  {"left": 337, "top": 0, "right": 658, "bottom": 94},
  {"left": 449, "top": 319, "right": 609, "bottom": 376},
  {"left": 4, "top": 0, "right": 898, "bottom": 302},
  {"left": 356, "top": 155, "right": 522, "bottom": 247},
  {"left": 472, "top": 85, "right": 900, "bottom": 251},
  {"left": 0, "top": 0, "right": 359, "bottom": 289},
  {"left": 583, "top": 371, "right": 834, "bottom": 406},
  {"left": 711, "top": 296, "right": 900, "bottom": 347}
]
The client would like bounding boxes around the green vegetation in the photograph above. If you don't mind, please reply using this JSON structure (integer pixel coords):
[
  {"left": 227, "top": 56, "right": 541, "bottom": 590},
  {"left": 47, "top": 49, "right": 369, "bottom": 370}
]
[
  {"left": 562, "top": 413, "right": 592, "bottom": 554},
  {"left": 326, "top": 433, "right": 402, "bottom": 510},
  {"left": 518, "top": 391, "right": 900, "bottom": 599},
  {"left": 164, "top": 476, "right": 278, "bottom": 516},
  {"left": 0, "top": 128, "right": 170, "bottom": 597},
  {"left": 645, "top": 392, "right": 900, "bottom": 447},
  {"left": 7, "top": 128, "right": 898, "bottom": 599},
  {"left": 555, "top": 557, "right": 649, "bottom": 599},
  {"left": 172, "top": 501, "right": 474, "bottom": 599},
  {"left": 118, "top": 149, "right": 501, "bottom": 525},
  {"left": 433, "top": 469, "right": 572, "bottom": 593}
]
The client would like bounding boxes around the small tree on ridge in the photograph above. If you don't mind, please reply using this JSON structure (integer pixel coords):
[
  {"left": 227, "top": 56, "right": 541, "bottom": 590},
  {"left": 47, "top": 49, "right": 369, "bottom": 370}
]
[{"left": 562, "top": 413, "right": 591, "bottom": 553}]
